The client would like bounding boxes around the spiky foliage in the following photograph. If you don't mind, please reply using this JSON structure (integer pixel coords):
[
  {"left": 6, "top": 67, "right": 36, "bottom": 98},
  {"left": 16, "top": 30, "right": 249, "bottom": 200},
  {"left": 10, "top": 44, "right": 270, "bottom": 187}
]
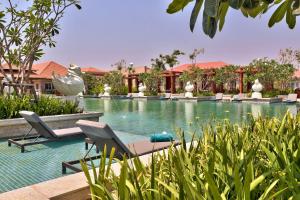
[{"left": 82, "top": 112, "right": 300, "bottom": 199}]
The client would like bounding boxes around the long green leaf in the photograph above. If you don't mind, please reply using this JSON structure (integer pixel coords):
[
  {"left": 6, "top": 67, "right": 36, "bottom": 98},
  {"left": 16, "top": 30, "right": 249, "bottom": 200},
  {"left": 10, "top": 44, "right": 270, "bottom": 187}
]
[
  {"left": 268, "top": 1, "right": 289, "bottom": 27},
  {"left": 167, "top": 0, "right": 193, "bottom": 14},
  {"left": 190, "top": 0, "right": 204, "bottom": 32}
]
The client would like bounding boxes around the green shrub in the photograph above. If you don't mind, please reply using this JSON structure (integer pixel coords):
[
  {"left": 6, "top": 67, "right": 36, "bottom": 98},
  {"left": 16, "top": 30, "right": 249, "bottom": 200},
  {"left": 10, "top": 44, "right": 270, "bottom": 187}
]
[
  {"left": 0, "top": 95, "right": 82, "bottom": 119},
  {"left": 195, "top": 90, "right": 214, "bottom": 96},
  {"left": 111, "top": 85, "right": 128, "bottom": 95},
  {"left": 91, "top": 84, "right": 104, "bottom": 95},
  {"left": 262, "top": 89, "right": 294, "bottom": 98},
  {"left": 82, "top": 112, "right": 300, "bottom": 199}
]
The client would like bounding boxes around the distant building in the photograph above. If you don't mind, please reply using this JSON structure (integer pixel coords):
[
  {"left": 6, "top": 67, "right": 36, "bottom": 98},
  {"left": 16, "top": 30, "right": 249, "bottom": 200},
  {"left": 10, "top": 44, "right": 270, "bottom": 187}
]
[
  {"left": 81, "top": 67, "right": 106, "bottom": 77},
  {"left": 122, "top": 66, "right": 150, "bottom": 90},
  {"left": 172, "top": 61, "right": 228, "bottom": 72},
  {"left": 0, "top": 61, "right": 68, "bottom": 94},
  {"left": 31, "top": 61, "right": 68, "bottom": 94},
  {"left": 291, "top": 69, "right": 300, "bottom": 90}
]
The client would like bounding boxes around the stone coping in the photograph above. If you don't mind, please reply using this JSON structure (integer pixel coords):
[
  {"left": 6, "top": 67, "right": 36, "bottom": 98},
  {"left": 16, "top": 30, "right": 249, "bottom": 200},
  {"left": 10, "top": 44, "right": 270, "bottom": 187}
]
[
  {"left": 177, "top": 96, "right": 214, "bottom": 102},
  {"left": 132, "top": 96, "right": 161, "bottom": 100},
  {"left": 0, "top": 112, "right": 102, "bottom": 138},
  {"left": 0, "top": 112, "right": 102, "bottom": 127},
  {"left": 241, "top": 97, "right": 282, "bottom": 104},
  {"left": 0, "top": 143, "right": 182, "bottom": 200}
]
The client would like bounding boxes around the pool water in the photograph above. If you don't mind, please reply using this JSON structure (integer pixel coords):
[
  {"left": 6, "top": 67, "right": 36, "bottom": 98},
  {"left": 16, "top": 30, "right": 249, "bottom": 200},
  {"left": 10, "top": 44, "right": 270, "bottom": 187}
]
[
  {"left": 82, "top": 99, "right": 298, "bottom": 136},
  {"left": 0, "top": 99, "right": 298, "bottom": 193},
  {"left": 0, "top": 131, "right": 146, "bottom": 193}
]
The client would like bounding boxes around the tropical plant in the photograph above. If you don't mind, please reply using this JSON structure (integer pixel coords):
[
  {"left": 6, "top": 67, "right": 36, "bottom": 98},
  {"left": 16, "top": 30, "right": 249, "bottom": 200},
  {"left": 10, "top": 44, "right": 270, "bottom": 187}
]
[
  {"left": 82, "top": 112, "right": 300, "bottom": 199},
  {"left": 195, "top": 90, "right": 214, "bottom": 96},
  {"left": 189, "top": 48, "right": 205, "bottom": 65},
  {"left": 245, "top": 58, "right": 295, "bottom": 90},
  {"left": 278, "top": 48, "right": 300, "bottom": 68},
  {"left": 189, "top": 65, "right": 205, "bottom": 92},
  {"left": 151, "top": 54, "right": 166, "bottom": 71},
  {"left": 213, "top": 65, "right": 239, "bottom": 91},
  {"left": 102, "top": 71, "right": 127, "bottom": 95},
  {"left": 112, "top": 59, "right": 127, "bottom": 72},
  {"left": 163, "top": 50, "right": 185, "bottom": 70},
  {"left": 167, "top": 0, "right": 299, "bottom": 38},
  {"left": 139, "top": 70, "right": 162, "bottom": 96},
  {"left": 0, "top": 0, "right": 81, "bottom": 95},
  {"left": 0, "top": 95, "right": 81, "bottom": 119},
  {"left": 151, "top": 50, "right": 185, "bottom": 71},
  {"left": 82, "top": 74, "right": 101, "bottom": 95}
]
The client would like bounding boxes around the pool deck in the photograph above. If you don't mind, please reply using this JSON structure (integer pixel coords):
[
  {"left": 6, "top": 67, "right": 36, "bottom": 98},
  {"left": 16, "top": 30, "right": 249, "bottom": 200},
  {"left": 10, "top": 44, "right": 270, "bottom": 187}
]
[{"left": 0, "top": 143, "right": 177, "bottom": 200}]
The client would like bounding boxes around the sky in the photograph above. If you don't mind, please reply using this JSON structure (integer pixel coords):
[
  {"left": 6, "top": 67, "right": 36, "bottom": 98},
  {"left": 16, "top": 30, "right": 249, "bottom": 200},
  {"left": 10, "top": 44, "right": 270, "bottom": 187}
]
[{"left": 38, "top": 0, "right": 300, "bottom": 70}]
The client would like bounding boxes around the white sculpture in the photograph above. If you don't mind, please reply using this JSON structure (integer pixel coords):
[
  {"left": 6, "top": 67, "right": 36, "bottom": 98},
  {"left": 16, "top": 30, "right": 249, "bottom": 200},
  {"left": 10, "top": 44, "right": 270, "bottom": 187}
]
[
  {"left": 138, "top": 83, "right": 146, "bottom": 97},
  {"left": 52, "top": 64, "right": 85, "bottom": 96},
  {"left": 103, "top": 84, "right": 111, "bottom": 96},
  {"left": 251, "top": 79, "right": 263, "bottom": 99},
  {"left": 2, "top": 75, "right": 14, "bottom": 95},
  {"left": 185, "top": 81, "right": 194, "bottom": 98}
]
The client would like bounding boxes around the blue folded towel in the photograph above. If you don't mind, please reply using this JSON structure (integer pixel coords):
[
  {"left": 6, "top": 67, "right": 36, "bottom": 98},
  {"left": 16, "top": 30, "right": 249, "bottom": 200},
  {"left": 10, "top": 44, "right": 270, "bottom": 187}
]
[{"left": 150, "top": 133, "right": 173, "bottom": 142}]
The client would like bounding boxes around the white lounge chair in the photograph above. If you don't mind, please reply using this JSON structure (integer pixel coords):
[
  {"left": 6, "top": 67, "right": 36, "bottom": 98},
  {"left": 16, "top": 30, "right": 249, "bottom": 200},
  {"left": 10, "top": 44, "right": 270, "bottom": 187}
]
[
  {"left": 212, "top": 93, "right": 223, "bottom": 101},
  {"left": 170, "top": 93, "right": 184, "bottom": 100},
  {"left": 232, "top": 93, "right": 245, "bottom": 102},
  {"left": 160, "top": 93, "right": 171, "bottom": 100},
  {"left": 283, "top": 94, "right": 298, "bottom": 103}
]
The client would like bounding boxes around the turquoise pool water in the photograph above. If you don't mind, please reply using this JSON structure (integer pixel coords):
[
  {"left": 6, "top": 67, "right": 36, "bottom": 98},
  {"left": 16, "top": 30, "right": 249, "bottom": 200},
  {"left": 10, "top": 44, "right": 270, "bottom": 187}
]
[
  {"left": 82, "top": 99, "right": 298, "bottom": 136},
  {"left": 0, "top": 99, "right": 298, "bottom": 193}
]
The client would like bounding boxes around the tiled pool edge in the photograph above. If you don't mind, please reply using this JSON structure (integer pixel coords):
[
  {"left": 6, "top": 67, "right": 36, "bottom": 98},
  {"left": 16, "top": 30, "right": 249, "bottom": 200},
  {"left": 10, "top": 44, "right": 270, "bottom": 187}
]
[
  {"left": 0, "top": 112, "right": 102, "bottom": 138},
  {"left": 0, "top": 144, "right": 186, "bottom": 200}
]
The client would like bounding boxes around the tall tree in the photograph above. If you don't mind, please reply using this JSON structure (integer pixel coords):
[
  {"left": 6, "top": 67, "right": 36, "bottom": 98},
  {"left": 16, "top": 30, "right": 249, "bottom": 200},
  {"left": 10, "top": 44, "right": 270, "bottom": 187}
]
[
  {"left": 0, "top": 0, "right": 81, "bottom": 94},
  {"left": 163, "top": 50, "right": 185, "bottom": 70},
  {"left": 278, "top": 48, "right": 300, "bottom": 68},
  {"left": 189, "top": 48, "right": 205, "bottom": 65},
  {"left": 111, "top": 59, "right": 126, "bottom": 71},
  {"left": 151, "top": 54, "right": 166, "bottom": 71},
  {"left": 246, "top": 58, "right": 295, "bottom": 90}
]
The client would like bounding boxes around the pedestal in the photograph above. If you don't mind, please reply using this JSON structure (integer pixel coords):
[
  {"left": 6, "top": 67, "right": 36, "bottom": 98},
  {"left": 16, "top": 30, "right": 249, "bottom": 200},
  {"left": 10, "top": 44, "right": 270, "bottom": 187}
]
[
  {"left": 138, "top": 92, "right": 144, "bottom": 97},
  {"left": 185, "top": 92, "right": 193, "bottom": 98},
  {"left": 251, "top": 92, "right": 262, "bottom": 99}
]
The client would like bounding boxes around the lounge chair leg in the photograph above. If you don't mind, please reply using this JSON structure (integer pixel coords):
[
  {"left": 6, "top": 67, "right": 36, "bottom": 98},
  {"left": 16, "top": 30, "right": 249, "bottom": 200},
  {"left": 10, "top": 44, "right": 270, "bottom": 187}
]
[
  {"left": 96, "top": 147, "right": 100, "bottom": 154},
  {"left": 85, "top": 142, "right": 88, "bottom": 150},
  {"left": 21, "top": 146, "right": 25, "bottom": 153},
  {"left": 8, "top": 141, "right": 11, "bottom": 147},
  {"left": 62, "top": 164, "right": 66, "bottom": 174}
]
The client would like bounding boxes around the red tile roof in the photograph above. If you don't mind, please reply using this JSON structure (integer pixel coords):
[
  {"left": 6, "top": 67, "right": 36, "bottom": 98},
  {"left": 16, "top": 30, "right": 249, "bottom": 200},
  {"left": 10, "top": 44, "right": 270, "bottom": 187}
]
[
  {"left": 31, "top": 61, "right": 68, "bottom": 79},
  {"left": 173, "top": 61, "right": 229, "bottom": 72},
  {"left": 81, "top": 67, "right": 106, "bottom": 75},
  {"left": 294, "top": 69, "right": 300, "bottom": 78}
]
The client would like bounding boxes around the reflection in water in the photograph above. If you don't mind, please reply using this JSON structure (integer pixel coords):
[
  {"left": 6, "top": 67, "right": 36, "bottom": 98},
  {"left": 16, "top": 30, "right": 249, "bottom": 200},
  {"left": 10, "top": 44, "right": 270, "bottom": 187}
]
[
  {"left": 83, "top": 99, "right": 293, "bottom": 136},
  {"left": 287, "top": 105, "right": 298, "bottom": 116},
  {"left": 103, "top": 99, "right": 111, "bottom": 112},
  {"left": 251, "top": 103, "right": 263, "bottom": 118},
  {"left": 184, "top": 102, "right": 195, "bottom": 124},
  {"left": 138, "top": 100, "right": 145, "bottom": 112}
]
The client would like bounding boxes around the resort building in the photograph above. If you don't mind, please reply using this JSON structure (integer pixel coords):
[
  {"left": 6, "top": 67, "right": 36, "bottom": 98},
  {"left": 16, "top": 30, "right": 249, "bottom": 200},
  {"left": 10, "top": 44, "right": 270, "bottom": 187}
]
[
  {"left": 125, "top": 61, "right": 232, "bottom": 93},
  {"left": 123, "top": 66, "right": 151, "bottom": 91},
  {"left": 31, "top": 61, "right": 68, "bottom": 94},
  {"left": 290, "top": 69, "right": 300, "bottom": 90},
  {"left": 0, "top": 61, "right": 68, "bottom": 94},
  {"left": 81, "top": 67, "right": 106, "bottom": 77}
]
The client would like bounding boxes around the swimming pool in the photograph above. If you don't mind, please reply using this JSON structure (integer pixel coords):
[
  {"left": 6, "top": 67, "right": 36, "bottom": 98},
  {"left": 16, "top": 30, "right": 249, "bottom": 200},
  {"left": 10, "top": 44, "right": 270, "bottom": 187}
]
[
  {"left": 0, "top": 99, "right": 297, "bottom": 193},
  {"left": 82, "top": 98, "right": 298, "bottom": 136}
]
